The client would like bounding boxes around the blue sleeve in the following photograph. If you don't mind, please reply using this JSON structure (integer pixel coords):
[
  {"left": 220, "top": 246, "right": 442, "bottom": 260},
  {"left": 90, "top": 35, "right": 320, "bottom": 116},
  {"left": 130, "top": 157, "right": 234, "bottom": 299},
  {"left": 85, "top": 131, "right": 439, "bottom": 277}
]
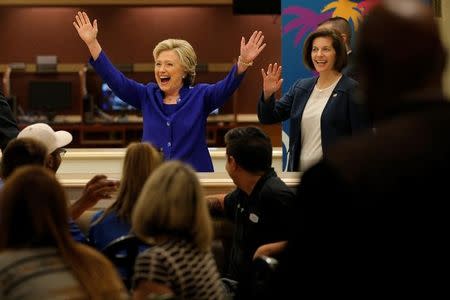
[
  {"left": 203, "top": 64, "right": 245, "bottom": 114},
  {"left": 89, "top": 51, "right": 149, "bottom": 109},
  {"left": 69, "top": 218, "right": 88, "bottom": 244},
  {"left": 87, "top": 210, "right": 104, "bottom": 247},
  {"left": 257, "top": 79, "right": 302, "bottom": 124}
]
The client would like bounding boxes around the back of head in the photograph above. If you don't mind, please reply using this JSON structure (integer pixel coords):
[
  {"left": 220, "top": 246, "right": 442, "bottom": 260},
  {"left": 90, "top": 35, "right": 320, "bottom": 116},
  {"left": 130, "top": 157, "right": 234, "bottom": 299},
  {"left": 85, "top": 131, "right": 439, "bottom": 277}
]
[
  {"left": 107, "top": 142, "right": 163, "bottom": 222},
  {"left": 225, "top": 126, "right": 272, "bottom": 174},
  {"left": 132, "top": 161, "right": 212, "bottom": 251},
  {"left": 0, "top": 165, "right": 70, "bottom": 249},
  {"left": 317, "top": 16, "right": 352, "bottom": 47},
  {"left": 153, "top": 38, "right": 197, "bottom": 86},
  {"left": 356, "top": 0, "right": 447, "bottom": 121},
  {"left": 1, "top": 137, "right": 47, "bottom": 179},
  {"left": 0, "top": 167, "right": 126, "bottom": 298}
]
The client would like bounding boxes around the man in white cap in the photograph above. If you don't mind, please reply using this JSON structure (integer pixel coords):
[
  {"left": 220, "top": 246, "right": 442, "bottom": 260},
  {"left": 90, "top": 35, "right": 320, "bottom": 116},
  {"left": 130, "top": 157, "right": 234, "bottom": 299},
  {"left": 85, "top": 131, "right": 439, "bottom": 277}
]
[{"left": 18, "top": 123, "right": 118, "bottom": 220}]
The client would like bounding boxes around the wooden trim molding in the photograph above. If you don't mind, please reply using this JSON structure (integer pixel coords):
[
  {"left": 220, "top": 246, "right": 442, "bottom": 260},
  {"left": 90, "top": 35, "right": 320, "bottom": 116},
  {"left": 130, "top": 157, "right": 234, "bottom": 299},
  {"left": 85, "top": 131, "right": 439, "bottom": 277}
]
[{"left": 0, "top": 0, "right": 231, "bottom": 6}]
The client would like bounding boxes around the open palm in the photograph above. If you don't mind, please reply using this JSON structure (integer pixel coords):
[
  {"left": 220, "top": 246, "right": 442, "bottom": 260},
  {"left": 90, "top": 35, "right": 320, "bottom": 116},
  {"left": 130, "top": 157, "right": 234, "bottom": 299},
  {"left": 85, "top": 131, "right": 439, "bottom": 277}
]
[
  {"left": 261, "top": 63, "right": 283, "bottom": 99},
  {"left": 73, "top": 11, "right": 98, "bottom": 45},
  {"left": 240, "top": 31, "right": 266, "bottom": 63}
]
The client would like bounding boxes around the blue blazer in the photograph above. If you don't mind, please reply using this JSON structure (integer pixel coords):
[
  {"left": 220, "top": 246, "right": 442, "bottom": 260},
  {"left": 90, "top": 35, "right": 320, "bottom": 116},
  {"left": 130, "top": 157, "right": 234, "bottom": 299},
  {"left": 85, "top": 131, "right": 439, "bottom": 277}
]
[
  {"left": 90, "top": 51, "right": 245, "bottom": 172},
  {"left": 258, "top": 75, "right": 370, "bottom": 171}
]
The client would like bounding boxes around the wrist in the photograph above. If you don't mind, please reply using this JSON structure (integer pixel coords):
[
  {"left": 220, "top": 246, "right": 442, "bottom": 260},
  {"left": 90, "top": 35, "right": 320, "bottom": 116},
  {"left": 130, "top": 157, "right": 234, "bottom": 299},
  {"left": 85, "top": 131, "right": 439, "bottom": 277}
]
[{"left": 238, "top": 56, "right": 253, "bottom": 67}]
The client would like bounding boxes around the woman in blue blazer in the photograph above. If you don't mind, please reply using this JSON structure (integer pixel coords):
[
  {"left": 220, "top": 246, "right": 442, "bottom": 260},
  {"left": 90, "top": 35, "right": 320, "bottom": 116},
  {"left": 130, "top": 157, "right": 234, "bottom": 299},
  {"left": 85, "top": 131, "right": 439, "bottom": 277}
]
[
  {"left": 258, "top": 29, "right": 370, "bottom": 171},
  {"left": 73, "top": 11, "right": 266, "bottom": 172}
]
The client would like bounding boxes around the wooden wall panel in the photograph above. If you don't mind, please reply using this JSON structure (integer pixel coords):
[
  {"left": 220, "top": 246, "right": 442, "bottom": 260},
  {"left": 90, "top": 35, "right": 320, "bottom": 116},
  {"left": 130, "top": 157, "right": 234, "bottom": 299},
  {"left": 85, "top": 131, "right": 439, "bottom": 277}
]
[{"left": 0, "top": 5, "right": 282, "bottom": 144}]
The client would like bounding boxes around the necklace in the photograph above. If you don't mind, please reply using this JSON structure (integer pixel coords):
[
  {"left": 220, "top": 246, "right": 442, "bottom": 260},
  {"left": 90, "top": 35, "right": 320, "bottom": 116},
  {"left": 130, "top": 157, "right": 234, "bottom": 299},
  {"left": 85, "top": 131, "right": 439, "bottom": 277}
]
[
  {"left": 316, "top": 74, "right": 342, "bottom": 91},
  {"left": 164, "top": 95, "right": 180, "bottom": 104}
]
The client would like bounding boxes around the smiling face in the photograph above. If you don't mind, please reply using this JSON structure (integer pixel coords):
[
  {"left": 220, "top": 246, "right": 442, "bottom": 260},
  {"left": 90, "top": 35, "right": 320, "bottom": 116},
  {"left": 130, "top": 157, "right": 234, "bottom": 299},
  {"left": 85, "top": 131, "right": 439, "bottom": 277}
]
[
  {"left": 154, "top": 50, "right": 186, "bottom": 96},
  {"left": 311, "top": 36, "right": 337, "bottom": 73}
]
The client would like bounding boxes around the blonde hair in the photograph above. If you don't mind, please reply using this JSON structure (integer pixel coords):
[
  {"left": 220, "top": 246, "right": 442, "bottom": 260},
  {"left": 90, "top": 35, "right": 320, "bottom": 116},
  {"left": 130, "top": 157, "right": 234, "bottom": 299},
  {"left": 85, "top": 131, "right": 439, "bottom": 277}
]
[
  {"left": 132, "top": 161, "right": 213, "bottom": 251},
  {"left": 94, "top": 142, "right": 163, "bottom": 224},
  {"left": 0, "top": 166, "right": 125, "bottom": 299},
  {"left": 153, "top": 38, "right": 197, "bottom": 86}
]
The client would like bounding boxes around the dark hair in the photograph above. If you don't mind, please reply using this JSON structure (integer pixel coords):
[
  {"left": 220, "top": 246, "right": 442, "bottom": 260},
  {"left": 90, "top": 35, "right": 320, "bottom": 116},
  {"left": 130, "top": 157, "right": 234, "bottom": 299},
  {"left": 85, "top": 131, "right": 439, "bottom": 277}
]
[
  {"left": 356, "top": 1, "right": 447, "bottom": 120},
  {"left": 303, "top": 29, "right": 348, "bottom": 72},
  {"left": 356, "top": 5, "right": 446, "bottom": 92},
  {"left": 1, "top": 137, "right": 47, "bottom": 179},
  {"left": 224, "top": 126, "right": 272, "bottom": 173},
  {"left": 317, "top": 17, "right": 352, "bottom": 44},
  {"left": 0, "top": 166, "right": 69, "bottom": 248}
]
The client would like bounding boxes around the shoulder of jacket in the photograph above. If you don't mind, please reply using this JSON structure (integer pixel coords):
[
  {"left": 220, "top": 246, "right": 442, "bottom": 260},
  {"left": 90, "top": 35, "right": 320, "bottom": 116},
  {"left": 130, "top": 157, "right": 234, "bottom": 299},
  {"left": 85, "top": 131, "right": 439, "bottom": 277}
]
[{"left": 295, "top": 77, "right": 316, "bottom": 88}]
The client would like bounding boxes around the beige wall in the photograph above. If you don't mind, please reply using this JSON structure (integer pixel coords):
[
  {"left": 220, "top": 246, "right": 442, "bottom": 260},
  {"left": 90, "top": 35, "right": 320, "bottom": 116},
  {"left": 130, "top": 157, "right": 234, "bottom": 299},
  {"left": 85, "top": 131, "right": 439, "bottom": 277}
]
[{"left": 439, "top": 1, "right": 450, "bottom": 97}]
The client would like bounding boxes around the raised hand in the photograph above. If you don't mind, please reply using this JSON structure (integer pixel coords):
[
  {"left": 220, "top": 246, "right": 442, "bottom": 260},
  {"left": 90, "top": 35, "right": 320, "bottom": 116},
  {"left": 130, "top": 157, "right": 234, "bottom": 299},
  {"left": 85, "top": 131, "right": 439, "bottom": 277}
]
[
  {"left": 69, "top": 174, "right": 119, "bottom": 219},
  {"left": 73, "top": 11, "right": 98, "bottom": 45},
  {"left": 73, "top": 11, "right": 102, "bottom": 60},
  {"left": 238, "top": 31, "right": 266, "bottom": 74},
  {"left": 261, "top": 63, "right": 283, "bottom": 100}
]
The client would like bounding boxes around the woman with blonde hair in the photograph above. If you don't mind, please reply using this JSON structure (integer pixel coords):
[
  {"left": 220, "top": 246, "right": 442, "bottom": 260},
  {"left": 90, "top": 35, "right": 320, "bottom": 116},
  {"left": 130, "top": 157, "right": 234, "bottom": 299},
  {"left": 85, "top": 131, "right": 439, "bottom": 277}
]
[
  {"left": 0, "top": 166, "right": 126, "bottom": 299},
  {"left": 73, "top": 11, "right": 266, "bottom": 171},
  {"left": 132, "top": 161, "right": 224, "bottom": 300},
  {"left": 89, "top": 142, "right": 163, "bottom": 250}
]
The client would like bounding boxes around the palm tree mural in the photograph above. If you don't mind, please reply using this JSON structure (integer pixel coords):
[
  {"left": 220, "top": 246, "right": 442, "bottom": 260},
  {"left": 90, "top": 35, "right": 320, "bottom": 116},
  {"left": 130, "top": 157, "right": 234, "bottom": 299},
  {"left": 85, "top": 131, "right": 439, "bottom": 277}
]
[
  {"left": 322, "top": 0, "right": 363, "bottom": 30},
  {"left": 283, "top": 6, "right": 332, "bottom": 47},
  {"left": 357, "top": 0, "right": 381, "bottom": 16}
]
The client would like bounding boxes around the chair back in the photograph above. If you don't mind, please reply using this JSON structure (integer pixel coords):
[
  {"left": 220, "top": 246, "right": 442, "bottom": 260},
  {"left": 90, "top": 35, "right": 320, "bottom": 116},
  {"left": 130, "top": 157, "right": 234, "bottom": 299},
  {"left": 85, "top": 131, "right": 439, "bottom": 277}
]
[{"left": 101, "top": 234, "right": 148, "bottom": 290}]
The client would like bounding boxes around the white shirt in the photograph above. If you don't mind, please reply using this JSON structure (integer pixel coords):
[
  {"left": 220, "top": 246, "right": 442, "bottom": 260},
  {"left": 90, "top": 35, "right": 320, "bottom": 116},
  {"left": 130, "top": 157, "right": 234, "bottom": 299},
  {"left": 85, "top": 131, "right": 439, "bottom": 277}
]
[{"left": 300, "top": 76, "right": 341, "bottom": 172}]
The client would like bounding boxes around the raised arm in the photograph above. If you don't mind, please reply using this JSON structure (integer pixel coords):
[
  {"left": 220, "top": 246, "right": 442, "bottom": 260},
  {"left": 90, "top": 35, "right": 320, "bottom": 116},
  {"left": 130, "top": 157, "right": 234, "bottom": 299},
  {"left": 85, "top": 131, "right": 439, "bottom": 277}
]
[
  {"left": 237, "top": 31, "right": 266, "bottom": 75},
  {"left": 206, "top": 194, "right": 226, "bottom": 217},
  {"left": 73, "top": 11, "right": 102, "bottom": 60},
  {"left": 2, "top": 66, "right": 11, "bottom": 98},
  {"left": 78, "top": 65, "right": 88, "bottom": 98}
]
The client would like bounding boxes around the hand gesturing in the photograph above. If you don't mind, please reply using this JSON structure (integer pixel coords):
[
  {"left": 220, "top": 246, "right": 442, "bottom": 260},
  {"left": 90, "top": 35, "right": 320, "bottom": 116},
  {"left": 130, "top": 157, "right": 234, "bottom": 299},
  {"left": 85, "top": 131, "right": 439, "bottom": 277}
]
[
  {"left": 73, "top": 11, "right": 98, "bottom": 45},
  {"left": 261, "top": 63, "right": 283, "bottom": 100},
  {"left": 240, "top": 31, "right": 266, "bottom": 64}
]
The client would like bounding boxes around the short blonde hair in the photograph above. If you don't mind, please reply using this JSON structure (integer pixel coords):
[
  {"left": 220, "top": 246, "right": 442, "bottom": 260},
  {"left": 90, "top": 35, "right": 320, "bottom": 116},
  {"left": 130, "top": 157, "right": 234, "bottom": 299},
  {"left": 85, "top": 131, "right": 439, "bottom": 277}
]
[
  {"left": 153, "top": 39, "right": 197, "bottom": 86},
  {"left": 132, "top": 161, "right": 213, "bottom": 251}
]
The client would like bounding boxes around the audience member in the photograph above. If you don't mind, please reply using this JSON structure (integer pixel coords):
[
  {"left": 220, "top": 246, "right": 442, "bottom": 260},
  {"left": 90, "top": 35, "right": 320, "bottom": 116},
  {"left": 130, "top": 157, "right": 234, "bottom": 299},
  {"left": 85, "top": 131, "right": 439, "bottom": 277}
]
[
  {"left": 207, "top": 126, "right": 295, "bottom": 298},
  {"left": 0, "top": 166, "right": 126, "bottom": 299},
  {"left": 258, "top": 29, "right": 370, "bottom": 171},
  {"left": 0, "top": 137, "right": 86, "bottom": 243},
  {"left": 89, "top": 142, "right": 163, "bottom": 277},
  {"left": 267, "top": 0, "right": 450, "bottom": 297},
  {"left": 17, "top": 123, "right": 119, "bottom": 220},
  {"left": 132, "top": 161, "right": 224, "bottom": 300},
  {"left": 73, "top": 11, "right": 266, "bottom": 171},
  {"left": 0, "top": 138, "right": 47, "bottom": 183},
  {"left": 89, "top": 142, "right": 162, "bottom": 249}
]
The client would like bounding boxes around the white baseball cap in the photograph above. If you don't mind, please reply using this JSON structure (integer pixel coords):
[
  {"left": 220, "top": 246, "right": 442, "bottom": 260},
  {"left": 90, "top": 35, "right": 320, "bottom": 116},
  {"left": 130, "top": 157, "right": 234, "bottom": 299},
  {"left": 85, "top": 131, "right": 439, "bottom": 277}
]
[{"left": 18, "top": 123, "right": 73, "bottom": 154}]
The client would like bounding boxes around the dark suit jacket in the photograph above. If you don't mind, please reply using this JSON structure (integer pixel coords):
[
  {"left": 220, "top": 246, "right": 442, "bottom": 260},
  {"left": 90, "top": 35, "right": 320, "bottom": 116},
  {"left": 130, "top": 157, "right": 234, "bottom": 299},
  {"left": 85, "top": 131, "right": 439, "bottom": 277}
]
[
  {"left": 0, "top": 90, "right": 19, "bottom": 151},
  {"left": 342, "top": 50, "right": 357, "bottom": 81},
  {"left": 257, "top": 75, "right": 370, "bottom": 171}
]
